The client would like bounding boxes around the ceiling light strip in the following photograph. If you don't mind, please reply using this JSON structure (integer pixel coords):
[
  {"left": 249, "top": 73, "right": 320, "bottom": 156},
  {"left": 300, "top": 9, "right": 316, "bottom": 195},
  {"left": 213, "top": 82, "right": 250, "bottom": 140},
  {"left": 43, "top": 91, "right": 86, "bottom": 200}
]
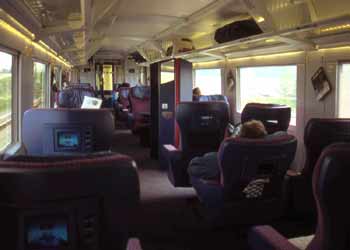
[{"left": 0, "top": 18, "right": 72, "bottom": 68}]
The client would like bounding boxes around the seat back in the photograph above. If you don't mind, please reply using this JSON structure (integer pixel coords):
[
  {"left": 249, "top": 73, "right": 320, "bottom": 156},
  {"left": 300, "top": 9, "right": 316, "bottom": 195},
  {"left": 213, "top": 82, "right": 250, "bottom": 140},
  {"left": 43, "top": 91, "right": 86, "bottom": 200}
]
[
  {"left": 129, "top": 86, "right": 151, "bottom": 128},
  {"left": 129, "top": 86, "right": 150, "bottom": 112},
  {"left": 218, "top": 134, "right": 297, "bottom": 200},
  {"left": 176, "top": 102, "right": 229, "bottom": 154},
  {"left": 308, "top": 143, "right": 350, "bottom": 250},
  {"left": 0, "top": 153, "right": 139, "bottom": 250},
  {"left": 118, "top": 87, "right": 130, "bottom": 110},
  {"left": 57, "top": 86, "right": 96, "bottom": 108},
  {"left": 22, "top": 108, "right": 114, "bottom": 155},
  {"left": 302, "top": 118, "right": 350, "bottom": 177},
  {"left": 241, "top": 103, "right": 291, "bottom": 134}
]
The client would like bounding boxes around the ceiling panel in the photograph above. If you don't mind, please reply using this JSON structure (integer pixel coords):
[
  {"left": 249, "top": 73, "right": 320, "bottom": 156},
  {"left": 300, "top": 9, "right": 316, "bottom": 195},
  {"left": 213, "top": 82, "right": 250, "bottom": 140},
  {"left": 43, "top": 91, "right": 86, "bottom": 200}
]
[
  {"left": 118, "top": 0, "right": 215, "bottom": 18},
  {"left": 265, "top": 0, "right": 311, "bottom": 30},
  {"left": 311, "top": 0, "right": 350, "bottom": 20},
  {"left": 23, "top": 0, "right": 80, "bottom": 25}
]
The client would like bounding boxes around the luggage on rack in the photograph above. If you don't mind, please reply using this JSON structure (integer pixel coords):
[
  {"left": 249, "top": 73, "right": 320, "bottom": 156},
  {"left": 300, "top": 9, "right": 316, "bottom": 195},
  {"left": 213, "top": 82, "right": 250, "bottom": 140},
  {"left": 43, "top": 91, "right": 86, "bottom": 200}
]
[{"left": 214, "top": 19, "right": 262, "bottom": 44}]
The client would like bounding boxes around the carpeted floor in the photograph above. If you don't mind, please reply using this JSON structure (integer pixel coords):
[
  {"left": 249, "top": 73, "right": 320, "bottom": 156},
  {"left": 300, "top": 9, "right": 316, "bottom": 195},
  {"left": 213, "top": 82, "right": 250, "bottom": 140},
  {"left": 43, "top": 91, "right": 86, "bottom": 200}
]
[{"left": 111, "top": 128, "right": 315, "bottom": 250}]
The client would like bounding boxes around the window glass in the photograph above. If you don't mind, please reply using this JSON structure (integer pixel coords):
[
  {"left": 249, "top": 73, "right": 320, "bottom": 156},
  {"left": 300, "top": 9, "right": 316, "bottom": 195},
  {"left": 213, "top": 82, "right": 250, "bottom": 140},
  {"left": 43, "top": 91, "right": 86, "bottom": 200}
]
[
  {"left": 194, "top": 69, "right": 222, "bottom": 95},
  {"left": 33, "top": 61, "right": 47, "bottom": 108},
  {"left": 161, "top": 61, "right": 174, "bottom": 84},
  {"left": 338, "top": 63, "right": 350, "bottom": 118},
  {"left": 0, "top": 51, "right": 13, "bottom": 150},
  {"left": 161, "top": 72, "right": 174, "bottom": 84},
  {"left": 103, "top": 64, "right": 113, "bottom": 90},
  {"left": 238, "top": 65, "right": 297, "bottom": 125}
]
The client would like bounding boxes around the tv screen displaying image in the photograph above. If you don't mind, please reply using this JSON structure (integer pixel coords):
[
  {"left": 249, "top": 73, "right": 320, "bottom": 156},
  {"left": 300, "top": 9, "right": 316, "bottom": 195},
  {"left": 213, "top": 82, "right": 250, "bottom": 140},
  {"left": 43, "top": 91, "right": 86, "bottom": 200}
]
[
  {"left": 57, "top": 132, "right": 80, "bottom": 148},
  {"left": 27, "top": 217, "right": 69, "bottom": 249}
]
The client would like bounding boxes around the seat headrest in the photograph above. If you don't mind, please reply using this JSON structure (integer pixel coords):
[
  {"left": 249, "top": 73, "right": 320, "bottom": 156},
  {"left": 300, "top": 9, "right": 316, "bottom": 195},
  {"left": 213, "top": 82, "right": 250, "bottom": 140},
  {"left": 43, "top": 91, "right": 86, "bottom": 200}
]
[
  {"left": 130, "top": 86, "right": 150, "bottom": 100},
  {"left": 120, "top": 82, "right": 131, "bottom": 88},
  {"left": 58, "top": 87, "right": 96, "bottom": 108},
  {"left": 118, "top": 87, "right": 130, "bottom": 99},
  {"left": 304, "top": 118, "right": 350, "bottom": 146},
  {"left": 199, "top": 95, "right": 228, "bottom": 103},
  {"left": 241, "top": 103, "right": 291, "bottom": 134},
  {"left": 176, "top": 102, "right": 229, "bottom": 133},
  {"left": 176, "top": 102, "right": 230, "bottom": 152}
]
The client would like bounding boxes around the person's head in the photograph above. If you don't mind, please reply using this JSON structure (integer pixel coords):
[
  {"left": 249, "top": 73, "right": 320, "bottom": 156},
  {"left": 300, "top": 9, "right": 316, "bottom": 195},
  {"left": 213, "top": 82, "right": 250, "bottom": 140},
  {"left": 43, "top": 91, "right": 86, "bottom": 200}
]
[
  {"left": 239, "top": 120, "right": 267, "bottom": 139},
  {"left": 193, "top": 87, "right": 201, "bottom": 97}
]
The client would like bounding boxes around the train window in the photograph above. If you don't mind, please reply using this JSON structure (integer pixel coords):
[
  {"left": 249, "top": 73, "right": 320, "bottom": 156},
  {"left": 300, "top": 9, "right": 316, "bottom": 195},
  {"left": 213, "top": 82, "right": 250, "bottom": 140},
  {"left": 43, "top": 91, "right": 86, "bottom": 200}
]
[
  {"left": 33, "top": 61, "right": 48, "bottom": 108},
  {"left": 338, "top": 63, "right": 350, "bottom": 118},
  {"left": 0, "top": 51, "right": 13, "bottom": 150},
  {"left": 237, "top": 65, "right": 297, "bottom": 125},
  {"left": 194, "top": 69, "right": 222, "bottom": 95}
]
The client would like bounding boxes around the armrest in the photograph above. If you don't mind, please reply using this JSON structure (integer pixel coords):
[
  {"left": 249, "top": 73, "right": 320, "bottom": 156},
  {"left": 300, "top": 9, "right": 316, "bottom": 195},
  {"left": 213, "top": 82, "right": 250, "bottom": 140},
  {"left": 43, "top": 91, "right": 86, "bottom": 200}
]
[
  {"left": 127, "top": 238, "right": 142, "bottom": 250},
  {"left": 287, "top": 169, "right": 302, "bottom": 177},
  {"left": 162, "top": 144, "right": 182, "bottom": 161},
  {"left": 248, "top": 225, "right": 300, "bottom": 250}
]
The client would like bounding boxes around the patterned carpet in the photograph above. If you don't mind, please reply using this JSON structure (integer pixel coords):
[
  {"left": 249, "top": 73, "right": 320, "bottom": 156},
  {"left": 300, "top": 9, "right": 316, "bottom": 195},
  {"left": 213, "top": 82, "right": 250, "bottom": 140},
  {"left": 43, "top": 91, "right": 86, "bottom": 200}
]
[{"left": 111, "top": 128, "right": 315, "bottom": 250}]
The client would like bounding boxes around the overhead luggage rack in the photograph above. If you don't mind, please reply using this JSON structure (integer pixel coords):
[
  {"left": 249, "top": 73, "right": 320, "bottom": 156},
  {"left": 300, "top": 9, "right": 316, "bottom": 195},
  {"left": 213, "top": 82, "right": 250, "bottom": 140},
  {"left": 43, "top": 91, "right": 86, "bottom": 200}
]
[{"left": 139, "top": 15, "right": 350, "bottom": 65}]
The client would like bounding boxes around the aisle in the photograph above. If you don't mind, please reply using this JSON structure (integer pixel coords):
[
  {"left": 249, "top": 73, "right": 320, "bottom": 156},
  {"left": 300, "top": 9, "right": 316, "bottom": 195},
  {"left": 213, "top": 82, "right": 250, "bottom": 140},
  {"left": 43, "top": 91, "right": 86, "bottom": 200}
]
[{"left": 111, "top": 129, "right": 249, "bottom": 250}]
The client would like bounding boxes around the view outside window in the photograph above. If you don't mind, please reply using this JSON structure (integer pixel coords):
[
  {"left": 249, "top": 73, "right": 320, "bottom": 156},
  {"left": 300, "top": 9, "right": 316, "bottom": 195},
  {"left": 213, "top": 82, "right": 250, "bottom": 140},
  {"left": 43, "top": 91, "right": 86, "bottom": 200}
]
[
  {"left": 161, "top": 72, "right": 174, "bottom": 84},
  {"left": 0, "top": 51, "right": 13, "bottom": 150},
  {"left": 338, "top": 63, "right": 350, "bottom": 118},
  {"left": 194, "top": 69, "right": 222, "bottom": 95},
  {"left": 238, "top": 65, "right": 297, "bottom": 125},
  {"left": 33, "top": 61, "right": 47, "bottom": 108},
  {"left": 103, "top": 64, "right": 113, "bottom": 90},
  {"left": 161, "top": 61, "right": 174, "bottom": 84}
]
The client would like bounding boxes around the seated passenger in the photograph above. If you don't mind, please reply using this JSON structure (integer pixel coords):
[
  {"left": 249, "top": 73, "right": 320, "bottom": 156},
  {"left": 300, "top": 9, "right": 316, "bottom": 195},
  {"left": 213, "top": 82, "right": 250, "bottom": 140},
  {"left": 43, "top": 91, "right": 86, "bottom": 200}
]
[
  {"left": 188, "top": 120, "right": 268, "bottom": 183},
  {"left": 192, "top": 87, "right": 201, "bottom": 101},
  {"left": 190, "top": 121, "right": 289, "bottom": 212}
]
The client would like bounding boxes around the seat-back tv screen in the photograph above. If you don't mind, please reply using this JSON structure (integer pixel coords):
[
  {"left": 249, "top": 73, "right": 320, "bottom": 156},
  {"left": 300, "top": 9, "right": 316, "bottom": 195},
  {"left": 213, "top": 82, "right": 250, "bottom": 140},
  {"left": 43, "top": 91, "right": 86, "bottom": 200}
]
[
  {"left": 54, "top": 130, "right": 82, "bottom": 152},
  {"left": 26, "top": 216, "right": 69, "bottom": 249},
  {"left": 57, "top": 132, "right": 80, "bottom": 149}
]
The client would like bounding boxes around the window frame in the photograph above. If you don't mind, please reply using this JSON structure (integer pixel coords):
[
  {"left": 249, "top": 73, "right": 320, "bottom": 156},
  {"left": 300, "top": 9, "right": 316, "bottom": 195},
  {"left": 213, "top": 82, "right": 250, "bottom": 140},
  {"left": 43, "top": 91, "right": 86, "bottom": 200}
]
[
  {"left": 336, "top": 61, "right": 350, "bottom": 118},
  {"left": 0, "top": 45, "right": 19, "bottom": 151},
  {"left": 32, "top": 59, "right": 49, "bottom": 108},
  {"left": 235, "top": 64, "right": 299, "bottom": 128}
]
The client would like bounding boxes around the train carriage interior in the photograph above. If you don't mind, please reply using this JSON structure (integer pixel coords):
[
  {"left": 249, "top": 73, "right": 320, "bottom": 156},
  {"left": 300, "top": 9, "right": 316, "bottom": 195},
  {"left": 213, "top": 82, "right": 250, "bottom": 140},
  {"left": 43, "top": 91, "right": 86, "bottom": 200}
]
[{"left": 0, "top": 0, "right": 350, "bottom": 249}]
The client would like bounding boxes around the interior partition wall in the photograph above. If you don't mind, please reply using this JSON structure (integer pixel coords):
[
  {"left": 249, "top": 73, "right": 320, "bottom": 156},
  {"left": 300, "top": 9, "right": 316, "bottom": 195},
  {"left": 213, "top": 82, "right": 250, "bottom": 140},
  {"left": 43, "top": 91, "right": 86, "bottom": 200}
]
[{"left": 150, "top": 59, "right": 193, "bottom": 161}]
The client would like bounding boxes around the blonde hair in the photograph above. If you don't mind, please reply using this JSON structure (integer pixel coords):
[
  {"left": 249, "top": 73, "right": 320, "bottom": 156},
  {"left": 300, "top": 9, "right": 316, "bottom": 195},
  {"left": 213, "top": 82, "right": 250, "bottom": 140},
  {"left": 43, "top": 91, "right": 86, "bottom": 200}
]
[
  {"left": 193, "top": 87, "right": 201, "bottom": 96},
  {"left": 239, "top": 120, "right": 267, "bottom": 139}
]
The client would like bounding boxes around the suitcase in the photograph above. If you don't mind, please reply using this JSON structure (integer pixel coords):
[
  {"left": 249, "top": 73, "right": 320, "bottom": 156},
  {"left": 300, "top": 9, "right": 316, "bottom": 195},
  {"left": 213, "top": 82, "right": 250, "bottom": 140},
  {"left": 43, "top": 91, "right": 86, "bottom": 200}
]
[{"left": 214, "top": 19, "right": 262, "bottom": 44}]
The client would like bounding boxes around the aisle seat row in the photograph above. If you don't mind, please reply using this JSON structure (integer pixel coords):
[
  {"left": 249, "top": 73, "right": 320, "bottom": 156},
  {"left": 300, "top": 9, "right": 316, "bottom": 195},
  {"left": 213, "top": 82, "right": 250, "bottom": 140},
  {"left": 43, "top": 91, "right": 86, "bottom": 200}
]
[{"left": 1, "top": 95, "right": 350, "bottom": 249}]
